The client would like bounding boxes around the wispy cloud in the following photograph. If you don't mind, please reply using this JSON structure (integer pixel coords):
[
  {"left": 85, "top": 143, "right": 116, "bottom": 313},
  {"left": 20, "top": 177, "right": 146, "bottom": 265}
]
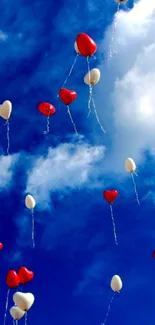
[
  {"left": 0, "top": 154, "right": 18, "bottom": 190},
  {"left": 0, "top": 30, "right": 8, "bottom": 41},
  {"left": 73, "top": 257, "right": 106, "bottom": 296},
  {"left": 12, "top": 140, "right": 106, "bottom": 250},
  {"left": 26, "top": 141, "right": 106, "bottom": 210}
]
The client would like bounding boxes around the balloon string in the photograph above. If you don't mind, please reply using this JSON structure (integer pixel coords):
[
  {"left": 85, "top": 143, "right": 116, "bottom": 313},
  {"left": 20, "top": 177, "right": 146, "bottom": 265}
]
[
  {"left": 6, "top": 120, "right": 10, "bottom": 155},
  {"left": 87, "top": 85, "right": 93, "bottom": 118},
  {"left": 43, "top": 116, "right": 50, "bottom": 134},
  {"left": 4, "top": 288, "right": 10, "bottom": 325},
  {"left": 86, "top": 57, "right": 93, "bottom": 117},
  {"left": 61, "top": 54, "right": 79, "bottom": 88},
  {"left": 32, "top": 209, "right": 35, "bottom": 248},
  {"left": 92, "top": 97, "right": 106, "bottom": 134},
  {"left": 25, "top": 313, "right": 27, "bottom": 325},
  {"left": 107, "top": 3, "right": 120, "bottom": 59},
  {"left": 101, "top": 292, "right": 116, "bottom": 325},
  {"left": 110, "top": 204, "right": 118, "bottom": 245},
  {"left": 131, "top": 173, "right": 140, "bottom": 205},
  {"left": 67, "top": 106, "right": 78, "bottom": 135}
]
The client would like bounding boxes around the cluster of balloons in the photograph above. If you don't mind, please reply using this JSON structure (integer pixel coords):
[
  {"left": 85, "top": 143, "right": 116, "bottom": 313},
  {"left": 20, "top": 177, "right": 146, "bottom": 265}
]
[
  {"left": 101, "top": 156, "right": 138, "bottom": 323},
  {"left": 0, "top": 0, "right": 129, "bottom": 147},
  {"left": 10, "top": 292, "right": 34, "bottom": 321},
  {"left": 6, "top": 266, "right": 34, "bottom": 289},
  {"left": 38, "top": 32, "right": 106, "bottom": 134},
  {"left": 0, "top": 1, "right": 131, "bottom": 325},
  {"left": 4, "top": 267, "right": 34, "bottom": 324}
]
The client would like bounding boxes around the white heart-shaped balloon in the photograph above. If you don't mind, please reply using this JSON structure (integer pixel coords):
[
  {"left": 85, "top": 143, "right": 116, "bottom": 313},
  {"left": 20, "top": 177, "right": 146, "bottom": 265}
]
[
  {"left": 84, "top": 68, "right": 100, "bottom": 86},
  {"left": 13, "top": 292, "right": 35, "bottom": 311},
  {"left": 10, "top": 306, "right": 25, "bottom": 320},
  {"left": 0, "top": 100, "right": 12, "bottom": 120}
]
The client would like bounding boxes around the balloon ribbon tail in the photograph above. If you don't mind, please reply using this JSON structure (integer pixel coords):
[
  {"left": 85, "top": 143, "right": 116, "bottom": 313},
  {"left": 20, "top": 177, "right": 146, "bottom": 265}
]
[
  {"left": 110, "top": 204, "right": 118, "bottom": 245},
  {"left": 131, "top": 173, "right": 140, "bottom": 205},
  {"left": 4, "top": 288, "right": 10, "bottom": 325},
  {"left": 92, "top": 97, "right": 106, "bottom": 134},
  {"left": 61, "top": 54, "right": 79, "bottom": 88},
  {"left": 102, "top": 292, "right": 115, "bottom": 325},
  {"left": 67, "top": 106, "right": 78, "bottom": 135}
]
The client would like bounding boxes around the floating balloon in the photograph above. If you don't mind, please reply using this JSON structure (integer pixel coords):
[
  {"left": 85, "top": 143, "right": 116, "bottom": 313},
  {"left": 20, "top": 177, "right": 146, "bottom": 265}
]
[
  {"left": 153, "top": 251, "right": 155, "bottom": 259},
  {"left": 0, "top": 100, "right": 12, "bottom": 120},
  {"left": 104, "top": 190, "right": 118, "bottom": 204},
  {"left": 13, "top": 292, "right": 35, "bottom": 312},
  {"left": 59, "top": 88, "right": 77, "bottom": 105},
  {"left": 25, "top": 195, "right": 36, "bottom": 248},
  {"left": 76, "top": 35, "right": 99, "bottom": 132},
  {"left": 0, "top": 242, "right": 3, "bottom": 250},
  {"left": 110, "top": 275, "right": 122, "bottom": 292},
  {"left": 0, "top": 100, "right": 12, "bottom": 155},
  {"left": 25, "top": 195, "right": 36, "bottom": 209},
  {"left": 125, "top": 158, "right": 136, "bottom": 173},
  {"left": 103, "top": 190, "right": 118, "bottom": 245},
  {"left": 38, "top": 102, "right": 55, "bottom": 117},
  {"left": 38, "top": 102, "right": 56, "bottom": 134},
  {"left": 10, "top": 306, "right": 25, "bottom": 320},
  {"left": 60, "top": 34, "right": 97, "bottom": 91},
  {"left": 18, "top": 267, "right": 34, "bottom": 285},
  {"left": 84, "top": 68, "right": 100, "bottom": 86},
  {"left": 4, "top": 270, "right": 20, "bottom": 325},
  {"left": 59, "top": 88, "right": 78, "bottom": 135},
  {"left": 125, "top": 158, "right": 140, "bottom": 205},
  {"left": 101, "top": 275, "right": 122, "bottom": 325},
  {"left": 76, "top": 33, "right": 97, "bottom": 57},
  {"left": 84, "top": 68, "right": 105, "bottom": 134},
  {"left": 6, "top": 270, "right": 20, "bottom": 289}
]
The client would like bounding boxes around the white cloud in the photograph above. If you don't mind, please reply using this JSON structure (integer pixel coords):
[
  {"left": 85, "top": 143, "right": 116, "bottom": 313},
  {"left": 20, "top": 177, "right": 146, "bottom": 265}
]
[
  {"left": 95, "top": 0, "right": 155, "bottom": 171},
  {"left": 26, "top": 141, "right": 106, "bottom": 210},
  {"left": 0, "top": 154, "right": 17, "bottom": 190},
  {"left": 0, "top": 31, "right": 8, "bottom": 41}
]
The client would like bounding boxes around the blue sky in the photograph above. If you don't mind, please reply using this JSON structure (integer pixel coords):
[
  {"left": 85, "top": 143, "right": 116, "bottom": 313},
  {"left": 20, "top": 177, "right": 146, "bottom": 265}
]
[{"left": 0, "top": 0, "right": 155, "bottom": 324}]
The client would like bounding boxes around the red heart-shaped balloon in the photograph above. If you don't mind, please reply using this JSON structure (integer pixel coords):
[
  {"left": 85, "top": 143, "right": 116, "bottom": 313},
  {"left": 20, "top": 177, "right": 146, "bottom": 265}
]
[
  {"left": 6, "top": 270, "right": 20, "bottom": 288},
  {"left": 18, "top": 266, "right": 34, "bottom": 285},
  {"left": 103, "top": 190, "right": 118, "bottom": 204},
  {"left": 38, "top": 102, "right": 56, "bottom": 117},
  {"left": 59, "top": 88, "right": 77, "bottom": 106},
  {"left": 0, "top": 242, "right": 3, "bottom": 250},
  {"left": 76, "top": 33, "right": 97, "bottom": 57}
]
